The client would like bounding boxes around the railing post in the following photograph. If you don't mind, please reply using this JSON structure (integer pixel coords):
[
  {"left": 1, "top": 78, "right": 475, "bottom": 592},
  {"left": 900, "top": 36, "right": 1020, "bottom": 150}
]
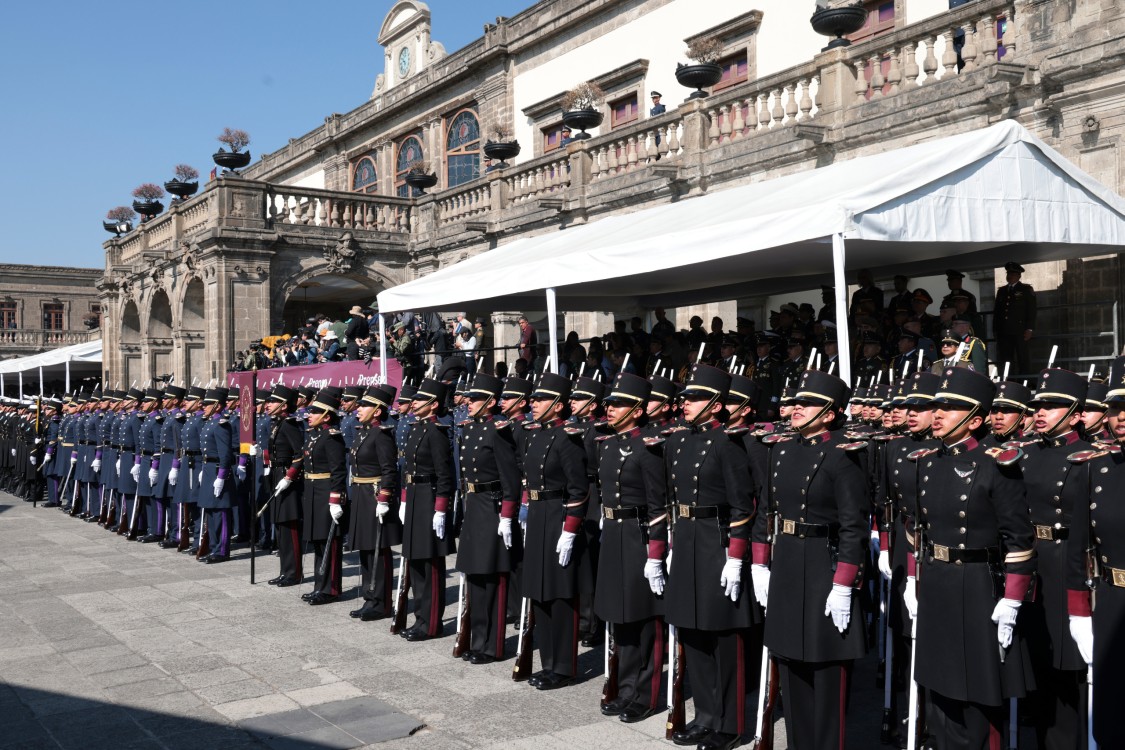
[{"left": 812, "top": 47, "right": 857, "bottom": 122}]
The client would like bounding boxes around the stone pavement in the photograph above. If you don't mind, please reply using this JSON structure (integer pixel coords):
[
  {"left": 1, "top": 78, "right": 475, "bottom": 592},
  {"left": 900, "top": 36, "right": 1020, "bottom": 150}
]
[{"left": 0, "top": 492, "right": 895, "bottom": 749}]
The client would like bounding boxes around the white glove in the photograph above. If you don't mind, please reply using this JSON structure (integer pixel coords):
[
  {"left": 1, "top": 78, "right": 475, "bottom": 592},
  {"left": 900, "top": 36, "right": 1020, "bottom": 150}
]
[
  {"left": 130, "top": 464, "right": 141, "bottom": 481},
  {"left": 43, "top": 453, "right": 52, "bottom": 465},
  {"left": 720, "top": 557, "right": 743, "bottom": 602},
  {"left": 399, "top": 498, "right": 407, "bottom": 524},
  {"left": 196, "top": 470, "right": 203, "bottom": 485},
  {"left": 329, "top": 503, "right": 344, "bottom": 523},
  {"left": 69, "top": 452, "right": 76, "bottom": 462},
  {"left": 148, "top": 468, "right": 158, "bottom": 484},
  {"left": 1069, "top": 615, "right": 1093, "bottom": 666},
  {"left": 91, "top": 458, "right": 101, "bottom": 472},
  {"left": 556, "top": 530, "right": 576, "bottom": 567},
  {"left": 903, "top": 576, "right": 918, "bottom": 620},
  {"left": 498, "top": 517, "right": 512, "bottom": 548},
  {"left": 274, "top": 476, "right": 291, "bottom": 494},
  {"left": 169, "top": 468, "right": 178, "bottom": 486},
  {"left": 751, "top": 564, "right": 771, "bottom": 608},
  {"left": 12, "top": 448, "right": 18, "bottom": 457},
  {"left": 878, "top": 550, "right": 892, "bottom": 582},
  {"left": 29, "top": 455, "right": 37, "bottom": 466},
  {"left": 433, "top": 510, "right": 446, "bottom": 539},
  {"left": 249, "top": 444, "right": 260, "bottom": 457},
  {"left": 991, "top": 598, "right": 1021, "bottom": 650},
  {"left": 236, "top": 465, "right": 247, "bottom": 481},
  {"left": 825, "top": 583, "right": 853, "bottom": 633},
  {"left": 34, "top": 438, "right": 42, "bottom": 445},
  {"left": 212, "top": 477, "right": 224, "bottom": 498},
  {"left": 115, "top": 459, "right": 120, "bottom": 473},
  {"left": 263, "top": 466, "right": 270, "bottom": 476},
  {"left": 644, "top": 558, "right": 665, "bottom": 595},
  {"left": 376, "top": 501, "right": 390, "bottom": 522}
]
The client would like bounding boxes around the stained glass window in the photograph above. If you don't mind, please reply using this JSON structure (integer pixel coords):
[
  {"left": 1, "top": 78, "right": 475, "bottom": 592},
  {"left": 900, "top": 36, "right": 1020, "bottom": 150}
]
[
  {"left": 395, "top": 136, "right": 424, "bottom": 198},
  {"left": 446, "top": 110, "right": 481, "bottom": 188},
  {"left": 352, "top": 157, "right": 378, "bottom": 194}
]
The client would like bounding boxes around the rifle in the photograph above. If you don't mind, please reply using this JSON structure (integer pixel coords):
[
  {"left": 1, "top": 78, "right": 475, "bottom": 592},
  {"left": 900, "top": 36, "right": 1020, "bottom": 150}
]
[
  {"left": 751, "top": 509, "right": 780, "bottom": 749},
  {"left": 104, "top": 490, "right": 117, "bottom": 529},
  {"left": 512, "top": 596, "right": 535, "bottom": 681},
  {"left": 97, "top": 485, "right": 107, "bottom": 525},
  {"left": 390, "top": 552, "right": 411, "bottom": 634},
  {"left": 126, "top": 492, "right": 141, "bottom": 540},
  {"left": 665, "top": 629, "right": 686, "bottom": 739},
  {"left": 312, "top": 520, "right": 338, "bottom": 595},
  {"left": 452, "top": 573, "right": 470, "bottom": 658},
  {"left": 196, "top": 509, "right": 211, "bottom": 559},
  {"left": 177, "top": 502, "right": 190, "bottom": 552},
  {"left": 880, "top": 576, "right": 895, "bottom": 744},
  {"left": 601, "top": 622, "right": 619, "bottom": 708}
]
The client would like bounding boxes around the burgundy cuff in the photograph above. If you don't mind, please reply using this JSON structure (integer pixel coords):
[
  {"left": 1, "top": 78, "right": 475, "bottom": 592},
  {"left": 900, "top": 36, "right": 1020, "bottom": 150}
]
[
  {"left": 879, "top": 531, "right": 889, "bottom": 550},
  {"left": 752, "top": 542, "right": 771, "bottom": 566},
  {"left": 521, "top": 489, "right": 529, "bottom": 505},
  {"left": 501, "top": 500, "right": 518, "bottom": 519},
  {"left": 217, "top": 468, "right": 228, "bottom": 480},
  {"left": 329, "top": 494, "right": 343, "bottom": 505},
  {"left": 648, "top": 540, "right": 667, "bottom": 559},
  {"left": 727, "top": 538, "right": 748, "bottom": 560},
  {"left": 172, "top": 459, "right": 181, "bottom": 469},
  {"left": 285, "top": 467, "right": 298, "bottom": 481},
  {"left": 1004, "top": 572, "right": 1032, "bottom": 601},
  {"left": 833, "top": 561, "right": 861, "bottom": 587},
  {"left": 1068, "top": 589, "right": 1092, "bottom": 617},
  {"left": 906, "top": 554, "right": 917, "bottom": 577},
  {"left": 263, "top": 450, "right": 270, "bottom": 463},
  {"left": 401, "top": 488, "right": 407, "bottom": 503},
  {"left": 434, "top": 496, "right": 450, "bottom": 513},
  {"left": 563, "top": 515, "right": 583, "bottom": 534}
]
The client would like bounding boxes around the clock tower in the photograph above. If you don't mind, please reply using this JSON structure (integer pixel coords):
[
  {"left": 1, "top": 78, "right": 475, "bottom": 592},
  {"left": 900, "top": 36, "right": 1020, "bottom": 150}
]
[{"left": 372, "top": 1, "right": 446, "bottom": 99}]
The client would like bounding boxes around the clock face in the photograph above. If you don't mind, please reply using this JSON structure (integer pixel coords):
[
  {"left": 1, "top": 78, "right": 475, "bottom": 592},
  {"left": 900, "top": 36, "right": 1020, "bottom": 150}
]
[{"left": 398, "top": 47, "right": 411, "bottom": 77}]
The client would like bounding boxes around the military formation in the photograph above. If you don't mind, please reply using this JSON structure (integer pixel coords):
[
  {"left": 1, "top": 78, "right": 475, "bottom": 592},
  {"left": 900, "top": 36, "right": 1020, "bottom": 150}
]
[{"left": 2, "top": 347, "right": 1124, "bottom": 750}]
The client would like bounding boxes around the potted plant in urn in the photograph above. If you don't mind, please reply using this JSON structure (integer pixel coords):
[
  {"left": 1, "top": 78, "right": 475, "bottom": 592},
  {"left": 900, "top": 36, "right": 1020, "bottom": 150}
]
[
  {"left": 213, "top": 127, "right": 252, "bottom": 173},
  {"left": 561, "top": 82, "right": 605, "bottom": 140},
  {"left": 675, "top": 37, "right": 724, "bottom": 99},
  {"left": 483, "top": 124, "right": 520, "bottom": 171},
  {"left": 810, "top": 1, "right": 868, "bottom": 50},
  {"left": 164, "top": 164, "right": 199, "bottom": 202},
  {"left": 81, "top": 311, "right": 100, "bottom": 330},
  {"left": 131, "top": 184, "right": 166, "bottom": 221},
  {"left": 404, "top": 159, "right": 438, "bottom": 194},
  {"left": 104, "top": 206, "right": 136, "bottom": 235}
]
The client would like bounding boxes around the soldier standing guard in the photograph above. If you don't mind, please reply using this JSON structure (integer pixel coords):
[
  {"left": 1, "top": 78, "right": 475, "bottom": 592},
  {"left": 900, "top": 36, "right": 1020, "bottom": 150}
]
[
  {"left": 1079, "top": 381, "right": 1111, "bottom": 442},
  {"left": 263, "top": 384, "right": 305, "bottom": 586},
  {"left": 298, "top": 388, "right": 347, "bottom": 605},
  {"left": 568, "top": 375, "right": 606, "bottom": 648},
  {"left": 147, "top": 385, "right": 184, "bottom": 543},
  {"left": 115, "top": 388, "right": 144, "bottom": 535},
  {"left": 348, "top": 384, "right": 401, "bottom": 620},
  {"left": 133, "top": 388, "right": 162, "bottom": 540},
  {"left": 454, "top": 374, "right": 522, "bottom": 663},
  {"left": 993, "top": 261, "right": 1037, "bottom": 376},
  {"left": 197, "top": 387, "right": 234, "bottom": 562},
  {"left": 175, "top": 387, "right": 205, "bottom": 552},
  {"left": 982, "top": 380, "right": 1032, "bottom": 448},
  {"left": 399, "top": 378, "right": 456, "bottom": 640},
  {"left": 905, "top": 367, "right": 1036, "bottom": 748},
  {"left": 522, "top": 372, "right": 590, "bottom": 691}
]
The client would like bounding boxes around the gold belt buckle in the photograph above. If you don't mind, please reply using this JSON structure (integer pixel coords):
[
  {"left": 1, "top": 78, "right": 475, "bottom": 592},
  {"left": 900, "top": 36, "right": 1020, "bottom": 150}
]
[
  {"left": 782, "top": 519, "right": 796, "bottom": 536},
  {"left": 528, "top": 490, "right": 539, "bottom": 501},
  {"left": 1035, "top": 525, "right": 1053, "bottom": 541},
  {"left": 604, "top": 507, "right": 616, "bottom": 521},
  {"left": 1113, "top": 568, "right": 1125, "bottom": 588},
  {"left": 678, "top": 505, "right": 691, "bottom": 519},
  {"left": 933, "top": 543, "right": 950, "bottom": 562}
]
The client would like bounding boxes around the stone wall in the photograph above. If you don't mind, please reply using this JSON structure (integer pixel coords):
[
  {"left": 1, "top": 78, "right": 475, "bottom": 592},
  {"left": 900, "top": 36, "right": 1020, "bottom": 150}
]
[{"left": 0, "top": 264, "right": 102, "bottom": 361}]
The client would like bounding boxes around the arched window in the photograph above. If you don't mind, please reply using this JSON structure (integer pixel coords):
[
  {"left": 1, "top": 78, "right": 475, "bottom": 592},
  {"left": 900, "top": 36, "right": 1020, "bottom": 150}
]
[
  {"left": 352, "top": 156, "right": 378, "bottom": 194},
  {"left": 445, "top": 109, "right": 481, "bottom": 188},
  {"left": 395, "top": 136, "right": 425, "bottom": 198}
]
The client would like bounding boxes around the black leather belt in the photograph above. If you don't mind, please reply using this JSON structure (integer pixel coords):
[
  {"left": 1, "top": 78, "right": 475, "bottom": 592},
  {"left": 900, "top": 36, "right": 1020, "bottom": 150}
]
[
  {"left": 1034, "top": 524, "right": 1069, "bottom": 541},
  {"left": 464, "top": 480, "right": 502, "bottom": 493},
  {"left": 111, "top": 444, "right": 124, "bottom": 450},
  {"left": 203, "top": 457, "right": 219, "bottom": 463},
  {"left": 184, "top": 450, "right": 200, "bottom": 456},
  {"left": 677, "top": 504, "right": 725, "bottom": 520},
  {"left": 927, "top": 542, "right": 1000, "bottom": 564},
  {"left": 141, "top": 451, "right": 155, "bottom": 457},
  {"left": 527, "top": 488, "right": 565, "bottom": 501},
  {"left": 779, "top": 518, "right": 839, "bottom": 538},
  {"left": 603, "top": 506, "right": 640, "bottom": 521},
  {"left": 162, "top": 448, "right": 175, "bottom": 454},
  {"left": 404, "top": 473, "right": 436, "bottom": 484},
  {"left": 1102, "top": 566, "right": 1125, "bottom": 588}
]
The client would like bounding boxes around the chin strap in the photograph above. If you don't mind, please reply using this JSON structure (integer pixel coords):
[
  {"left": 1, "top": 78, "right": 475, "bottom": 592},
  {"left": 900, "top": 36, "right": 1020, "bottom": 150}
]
[
  {"left": 797, "top": 402, "right": 834, "bottom": 434},
  {"left": 1043, "top": 402, "right": 1079, "bottom": 439},
  {"left": 688, "top": 393, "right": 722, "bottom": 426},
  {"left": 536, "top": 395, "right": 562, "bottom": 424},
  {"left": 944, "top": 405, "right": 980, "bottom": 444},
  {"left": 609, "top": 401, "right": 641, "bottom": 430}
]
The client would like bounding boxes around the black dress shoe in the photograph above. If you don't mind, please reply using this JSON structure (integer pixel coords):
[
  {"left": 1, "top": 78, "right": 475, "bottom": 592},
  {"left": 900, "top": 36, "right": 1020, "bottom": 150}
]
[
  {"left": 697, "top": 731, "right": 739, "bottom": 750},
  {"left": 307, "top": 592, "right": 337, "bottom": 606},
  {"left": 618, "top": 702, "right": 659, "bottom": 724},
  {"left": 359, "top": 608, "right": 388, "bottom": 622},
  {"left": 527, "top": 669, "right": 551, "bottom": 687},
  {"left": 468, "top": 653, "right": 495, "bottom": 665},
  {"left": 533, "top": 672, "right": 575, "bottom": 691},
  {"left": 158, "top": 539, "right": 177, "bottom": 549},
  {"left": 184, "top": 547, "right": 199, "bottom": 555},
  {"left": 268, "top": 575, "right": 287, "bottom": 586},
  {"left": 275, "top": 577, "right": 300, "bottom": 588},
  {"left": 671, "top": 724, "right": 711, "bottom": 747},
  {"left": 139, "top": 534, "right": 163, "bottom": 543},
  {"left": 203, "top": 554, "right": 230, "bottom": 564},
  {"left": 460, "top": 650, "right": 474, "bottom": 661},
  {"left": 85, "top": 515, "right": 101, "bottom": 523},
  {"left": 231, "top": 534, "right": 249, "bottom": 543},
  {"left": 600, "top": 697, "right": 628, "bottom": 716},
  {"left": 581, "top": 633, "right": 605, "bottom": 648},
  {"left": 42, "top": 501, "right": 60, "bottom": 508},
  {"left": 403, "top": 628, "right": 430, "bottom": 642}
]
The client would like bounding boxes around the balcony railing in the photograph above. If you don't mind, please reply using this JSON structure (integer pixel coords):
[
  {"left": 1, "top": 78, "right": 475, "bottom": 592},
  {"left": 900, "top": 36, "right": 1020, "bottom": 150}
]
[{"left": 0, "top": 328, "right": 99, "bottom": 349}]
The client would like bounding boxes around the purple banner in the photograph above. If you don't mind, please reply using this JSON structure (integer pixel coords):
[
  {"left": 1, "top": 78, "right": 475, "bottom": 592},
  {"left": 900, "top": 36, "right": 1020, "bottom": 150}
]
[{"left": 227, "top": 359, "right": 402, "bottom": 395}]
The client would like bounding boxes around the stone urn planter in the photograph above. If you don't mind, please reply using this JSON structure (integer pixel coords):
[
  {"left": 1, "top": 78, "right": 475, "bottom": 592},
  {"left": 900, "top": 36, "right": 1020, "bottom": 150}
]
[
  {"left": 675, "top": 63, "right": 723, "bottom": 99},
  {"left": 810, "top": 6, "right": 868, "bottom": 50},
  {"left": 404, "top": 171, "right": 439, "bottom": 194},
  {"left": 213, "top": 150, "right": 251, "bottom": 173},
  {"left": 103, "top": 221, "right": 131, "bottom": 236},
  {"left": 164, "top": 179, "right": 198, "bottom": 201},
  {"left": 561, "top": 109, "right": 603, "bottom": 140},
  {"left": 132, "top": 199, "right": 164, "bottom": 221},
  {"left": 483, "top": 140, "right": 521, "bottom": 170}
]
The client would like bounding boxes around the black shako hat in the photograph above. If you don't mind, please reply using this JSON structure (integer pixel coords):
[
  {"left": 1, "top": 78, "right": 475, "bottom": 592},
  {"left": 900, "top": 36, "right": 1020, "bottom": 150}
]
[
  {"left": 603, "top": 373, "right": 651, "bottom": 406},
  {"left": 307, "top": 389, "right": 340, "bottom": 415},
  {"left": 680, "top": 364, "right": 730, "bottom": 401},
  {"left": 342, "top": 385, "right": 364, "bottom": 402},
  {"left": 396, "top": 382, "right": 417, "bottom": 404},
  {"left": 531, "top": 372, "right": 572, "bottom": 401},
  {"left": 412, "top": 378, "right": 447, "bottom": 406},
  {"left": 501, "top": 376, "right": 533, "bottom": 400},
  {"left": 648, "top": 374, "right": 678, "bottom": 403},
  {"left": 143, "top": 388, "right": 162, "bottom": 402},
  {"left": 1030, "top": 368, "right": 1088, "bottom": 407},
  {"left": 164, "top": 384, "right": 187, "bottom": 400},
  {"left": 1085, "top": 381, "right": 1109, "bottom": 410},
  {"left": 794, "top": 369, "right": 850, "bottom": 408},
  {"left": 993, "top": 381, "right": 1032, "bottom": 411},
  {"left": 726, "top": 373, "right": 760, "bottom": 408},
  {"left": 186, "top": 386, "right": 206, "bottom": 401},
  {"left": 254, "top": 388, "right": 269, "bottom": 403},
  {"left": 466, "top": 374, "right": 503, "bottom": 401},
  {"left": 1109, "top": 356, "right": 1125, "bottom": 403},
  {"left": 902, "top": 372, "right": 941, "bottom": 406},
  {"left": 361, "top": 384, "right": 397, "bottom": 410},
  {"left": 932, "top": 367, "right": 995, "bottom": 412},
  {"left": 571, "top": 376, "right": 605, "bottom": 403},
  {"left": 270, "top": 383, "right": 299, "bottom": 410},
  {"left": 203, "top": 387, "right": 229, "bottom": 404}
]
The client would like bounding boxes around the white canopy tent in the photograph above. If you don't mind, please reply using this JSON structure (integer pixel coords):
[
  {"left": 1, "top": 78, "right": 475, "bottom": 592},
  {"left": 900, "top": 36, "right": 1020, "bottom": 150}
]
[
  {"left": 376, "top": 121, "right": 1125, "bottom": 384},
  {"left": 0, "top": 339, "right": 102, "bottom": 399}
]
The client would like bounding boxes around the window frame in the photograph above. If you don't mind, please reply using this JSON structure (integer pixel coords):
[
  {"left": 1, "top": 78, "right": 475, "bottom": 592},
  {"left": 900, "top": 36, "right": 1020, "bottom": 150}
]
[
  {"left": 444, "top": 108, "right": 482, "bottom": 189},
  {"left": 0, "top": 300, "right": 17, "bottom": 329},
  {"left": 847, "top": 0, "right": 898, "bottom": 44},
  {"left": 43, "top": 302, "right": 65, "bottom": 331},
  {"left": 351, "top": 156, "right": 379, "bottom": 194},
  {"left": 609, "top": 93, "right": 640, "bottom": 129},
  {"left": 712, "top": 51, "right": 750, "bottom": 93},
  {"left": 395, "top": 135, "right": 426, "bottom": 198}
]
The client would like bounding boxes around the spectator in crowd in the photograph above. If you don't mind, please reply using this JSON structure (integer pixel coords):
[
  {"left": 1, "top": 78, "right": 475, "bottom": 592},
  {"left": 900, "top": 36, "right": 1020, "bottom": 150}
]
[
  {"left": 473, "top": 317, "right": 489, "bottom": 373},
  {"left": 319, "top": 331, "right": 340, "bottom": 362},
  {"left": 651, "top": 307, "right": 675, "bottom": 340},
  {"left": 849, "top": 268, "right": 884, "bottom": 316},
  {"left": 455, "top": 328, "right": 477, "bottom": 376},
  {"left": 345, "top": 306, "right": 370, "bottom": 361},
  {"left": 517, "top": 316, "right": 538, "bottom": 368}
]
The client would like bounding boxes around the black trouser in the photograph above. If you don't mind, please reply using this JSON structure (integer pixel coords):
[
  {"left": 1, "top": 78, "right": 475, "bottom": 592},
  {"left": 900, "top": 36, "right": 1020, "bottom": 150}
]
[
  {"left": 579, "top": 517, "right": 601, "bottom": 639},
  {"left": 359, "top": 548, "right": 393, "bottom": 615},
  {"left": 681, "top": 628, "right": 747, "bottom": 736},
  {"left": 409, "top": 557, "right": 446, "bottom": 636},
  {"left": 468, "top": 572, "right": 509, "bottom": 659},
  {"left": 533, "top": 596, "right": 580, "bottom": 677},
  {"left": 777, "top": 657, "right": 853, "bottom": 750},
  {"left": 927, "top": 690, "right": 1003, "bottom": 750},
  {"left": 276, "top": 520, "right": 303, "bottom": 580},
  {"left": 312, "top": 536, "right": 343, "bottom": 596},
  {"left": 615, "top": 617, "right": 665, "bottom": 709},
  {"left": 997, "top": 334, "right": 1030, "bottom": 376},
  {"left": 1031, "top": 667, "right": 1087, "bottom": 750}
]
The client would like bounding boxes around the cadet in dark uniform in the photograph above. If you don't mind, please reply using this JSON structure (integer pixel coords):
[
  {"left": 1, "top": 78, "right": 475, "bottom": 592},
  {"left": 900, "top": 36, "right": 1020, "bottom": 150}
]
[
  {"left": 300, "top": 388, "right": 348, "bottom": 604},
  {"left": 265, "top": 384, "right": 305, "bottom": 587},
  {"left": 663, "top": 364, "right": 756, "bottom": 750},
  {"left": 116, "top": 388, "right": 144, "bottom": 535},
  {"left": 993, "top": 261, "right": 1037, "bottom": 376},
  {"left": 568, "top": 375, "right": 606, "bottom": 648},
  {"left": 594, "top": 373, "right": 668, "bottom": 722},
  {"left": 906, "top": 367, "right": 1036, "bottom": 749},
  {"left": 500, "top": 376, "right": 534, "bottom": 622},
  {"left": 198, "top": 387, "right": 235, "bottom": 562},
  {"left": 454, "top": 374, "right": 522, "bottom": 663},
  {"left": 751, "top": 369, "right": 868, "bottom": 750},
  {"left": 643, "top": 374, "right": 678, "bottom": 436},
  {"left": 750, "top": 333, "right": 782, "bottom": 418},
  {"left": 1020, "top": 369, "right": 1092, "bottom": 749},
  {"left": 1080, "top": 381, "right": 1111, "bottom": 442},
  {"left": 1066, "top": 354, "right": 1125, "bottom": 749},
  {"left": 174, "top": 387, "right": 205, "bottom": 551},
  {"left": 982, "top": 381, "right": 1031, "bottom": 449},
  {"left": 147, "top": 385, "right": 185, "bottom": 543},
  {"left": 521, "top": 372, "right": 590, "bottom": 691},
  {"left": 400, "top": 378, "right": 456, "bottom": 640}
]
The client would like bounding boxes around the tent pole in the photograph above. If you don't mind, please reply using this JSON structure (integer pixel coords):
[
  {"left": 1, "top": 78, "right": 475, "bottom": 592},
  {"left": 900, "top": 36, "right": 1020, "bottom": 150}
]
[
  {"left": 65, "top": 361, "right": 70, "bottom": 393},
  {"left": 19, "top": 371, "right": 23, "bottom": 400},
  {"left": 379, "top": 314, "right": 387, "bottom": 382},
  {"left": 832, "top": 233, "right": 852, "bottom": 387},
  {"left": 39, "top": 366, "right": 44, "bottom": 396},
  {"left": 546, "top": 287, "right": 560, "bottom": 374}
]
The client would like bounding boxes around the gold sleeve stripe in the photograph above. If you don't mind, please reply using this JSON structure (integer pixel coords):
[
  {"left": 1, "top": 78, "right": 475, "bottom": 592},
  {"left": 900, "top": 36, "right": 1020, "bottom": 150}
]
[
  {"left": 648, "top": 513, "right": 668, "bottom": 526},
  {"left": 1005, "top": 549, "right": 1035, "bottom": 563},
  {"left": 729, "top": 516, "right": 752, "bottom": 528}
]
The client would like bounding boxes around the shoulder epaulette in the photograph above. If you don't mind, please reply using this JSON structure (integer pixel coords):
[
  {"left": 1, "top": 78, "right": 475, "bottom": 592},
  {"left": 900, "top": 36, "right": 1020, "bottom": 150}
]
[
  {"left": 457, "top": 419, "right": 472, "bottom": 428},
  {"left": 218, "top": 418, "right": 229, "bottom": 424},
  {"left": 872, "top": 434, "right": 903, "bottom": 442},
  {"left": 329, "top": 428, "right": 342, "bottom": 435},
  {"left": 1068, "top": 449, "right": 1108, "bottom": 464},
  {"left": 595, "top": 434, "right": 614, "bottom": 443},
  {"left": 725, "top": 426, "right": 749, "bottom": 436},
  {"left": 761, "top": 434, "right": 793, "bottom": 445},
  {"left": 522, "top": 422, "right": 542, "bottom": 431},
  {"left": 643, "top": 436, "right": 665, "bottom": 447},
  {"left": 907, "top": 447, "right": 938, "bottom": 461},
  {"left": 985, "top": 446, "right": 1023, "bottom": 465},
  {"left": 837, "top": 441, "right": 868, "bottom": 451},
  {"left": 661, "top": 425, "right": 689, "bottom": 436},
  {"left": 563, "top": 426, "right": 585, "bottom": 436},
  {"left": 1092, "top": 442, "right": 1122, "bottom": 454},
  {"left": 493, "top": 419, "right": 511, "bottom": 430}
]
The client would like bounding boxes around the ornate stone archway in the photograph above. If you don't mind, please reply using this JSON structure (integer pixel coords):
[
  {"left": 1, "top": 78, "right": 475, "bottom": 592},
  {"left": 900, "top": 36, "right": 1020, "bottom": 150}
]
[{"left": 273, "top": 259, "right": 401, "bottom": 335}]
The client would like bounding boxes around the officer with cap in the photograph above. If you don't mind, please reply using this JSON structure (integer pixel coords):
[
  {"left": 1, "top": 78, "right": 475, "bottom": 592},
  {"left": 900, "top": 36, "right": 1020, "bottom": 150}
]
[
  {"left": 643, "top": 374, "right": 679, "bottom": 436},
  {"left": 1080, "top": 380, "right": 1111, "bottom": 442},
  {"left": 891, "top": 332, "right": 930, "bottom": 378},
  {"left": 1066, "top": 354, "right": 1125, "bottom": 748},
  {"left": 993, "top": 261, "right": 1037, "bottom": 376},
  {"left": 749, "top": 333, "right": 781, "bottom": 418},
  {"left": 197, "top": 387, "right": 235, "bottom": 562},
  {"left": 904, "top": 367, "right": 1035, "bottom": 749},
  {"left": 521, "top": 371, "right": 590, "bottom": 691},
  {"left": 854, "top": 332, "right": 886, "bottom": 385},
  {"left": 499, "top": 374, "right": 535, "bottom": 621},
  {"left": 400, "top": 377, "right": 456, "bottom": 639},
  {"left": 349, "top": 384, "right": 402, "bottom": 620},
  {"left": 751, "top": 369, "right": 868, "bottom": 750},
  {"left": 115, "top": 388, "right": 144, "bottom": 534},
  {"left": 942, "top": 269, "right": 979, "bottom": 314},
  {"left": 265, "top": 383, "right": 306, "bottom": 587},
  {"left": 131, "top": 388, "right": 163, "bottom": 538},
  {"left": 300, "top": 387, "right": 348, "bottom": 604},
  {"left": 649, "top": 91, "right": 665, "bottom": 116},
  {"left": 252, "top": 388, "right": 274, "bottom": 552},
  {"left": 453, "top": 373, "right": 521, "bottom": 662},
  {"left": 950, "top": 314, "right": 988, "bottom": 373}
]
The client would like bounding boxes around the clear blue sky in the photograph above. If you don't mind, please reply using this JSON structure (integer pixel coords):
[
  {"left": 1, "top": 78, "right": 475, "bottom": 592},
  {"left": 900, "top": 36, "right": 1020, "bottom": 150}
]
[{"left": 0, "top": 0, "right": 531, "bottom": 270}]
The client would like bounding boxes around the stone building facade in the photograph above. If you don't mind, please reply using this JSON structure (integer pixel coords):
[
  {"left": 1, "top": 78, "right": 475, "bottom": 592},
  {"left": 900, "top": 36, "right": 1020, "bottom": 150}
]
[
  {"left": 0, "top": 264, "right": 102, "bottom": 361},
  {"left": 99, "top": 0, "right": 1125, "bottom": 384}
]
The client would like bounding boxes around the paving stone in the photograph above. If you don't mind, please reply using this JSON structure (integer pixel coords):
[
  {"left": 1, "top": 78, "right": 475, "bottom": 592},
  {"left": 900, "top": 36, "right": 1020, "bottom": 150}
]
[
  {"left": 195, "top": 678, "right": 276, "bottom": 706},
  {"left": 262, "top": 724, "right": 363, "bottom": 750},
  {"left": 236, "top": 708, "right": 333, "bottom": 739},
  {"left": 285, "top": 681, "right": 364, "bottom": 707},
  {"left": 334, "top": 712, "right": 425, "bottom": 744},
  {"left": 212, "top": 693, "right": 301, "bottom": 722}
]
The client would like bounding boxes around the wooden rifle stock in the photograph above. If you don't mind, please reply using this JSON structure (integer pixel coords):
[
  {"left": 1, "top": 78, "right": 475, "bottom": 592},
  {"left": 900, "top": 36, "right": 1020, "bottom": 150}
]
[
  {"left": 104, "top": 491, "right": 117, "bottom": 529},
  {"left": 665, "top": 636, "right": 686, "bottom": 739},
  {"left": 390, "top": 554, "right": 411, "bottom": 634},
  {"left": 601, "top": 623, "right": 619, "bottom": 707},
  {"left": 196, "top": 511, "right": 211, "bottom": 559},
  {"left": 756, "top": 657, "right": 780, "bottom": 749},
  {"left": 125, "top": 493, "right": 141, "bottom": 540},
  {"left": 512, "top": 597, "right": 535, "bottom": 681},
  {"left": 177, "top": 503, "right": 190, "bottom": 552},
  {"left": 452, "top": 574, "right": 471, "bottom": 658}
]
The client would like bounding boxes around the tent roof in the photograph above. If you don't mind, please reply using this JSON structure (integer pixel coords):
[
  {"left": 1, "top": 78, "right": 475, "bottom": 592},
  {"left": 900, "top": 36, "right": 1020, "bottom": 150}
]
[
  {"left": 0, "top": 339, "right": 102, "bottom": 374},
  {"left": 377, "top": 120, "right": 1125, "bottom": 313}
]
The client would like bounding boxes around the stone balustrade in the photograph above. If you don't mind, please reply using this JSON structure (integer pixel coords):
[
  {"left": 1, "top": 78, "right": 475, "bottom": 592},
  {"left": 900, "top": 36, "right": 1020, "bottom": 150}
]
[
  {"left": 437, "top": 183, "right": 491, "bottom": 227},
  {"left": 0, "top": 328, "right": 98, "bottom": 350},
  {"left": 589, "top": 113, "right": 684, "bottom": 179},
  {"left": 705, "top": 74, "right": 820, "bottom": 147},
  {"left": 266, "top": 185, "right": 412, "bottom": 232},
  {"left": 504, "top": 152, "right": 572, "bottom": 204}
]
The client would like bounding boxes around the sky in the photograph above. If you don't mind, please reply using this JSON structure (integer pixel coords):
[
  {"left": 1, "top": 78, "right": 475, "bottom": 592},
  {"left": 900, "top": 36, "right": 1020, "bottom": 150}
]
[{"left": 0, "top": 0, "right": 531, "bottom": 269}]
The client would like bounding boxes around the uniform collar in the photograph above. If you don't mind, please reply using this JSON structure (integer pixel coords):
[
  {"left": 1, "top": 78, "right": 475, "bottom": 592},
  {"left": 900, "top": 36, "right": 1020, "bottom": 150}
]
[
  {"left": 799, "top": 430, "right": 830, "bottom": 446},
  {"left": 692, "top": 419, "right": 722, "bottom": 434},
  {"left": 615, "top": 426, "right": 644, "bottom": 440},
  {"left": 1045, "top": 430, "right": 1080, "bottom": 448},
  {"left": 942, "top": 435, "right": 978, "bottom": 455}
]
